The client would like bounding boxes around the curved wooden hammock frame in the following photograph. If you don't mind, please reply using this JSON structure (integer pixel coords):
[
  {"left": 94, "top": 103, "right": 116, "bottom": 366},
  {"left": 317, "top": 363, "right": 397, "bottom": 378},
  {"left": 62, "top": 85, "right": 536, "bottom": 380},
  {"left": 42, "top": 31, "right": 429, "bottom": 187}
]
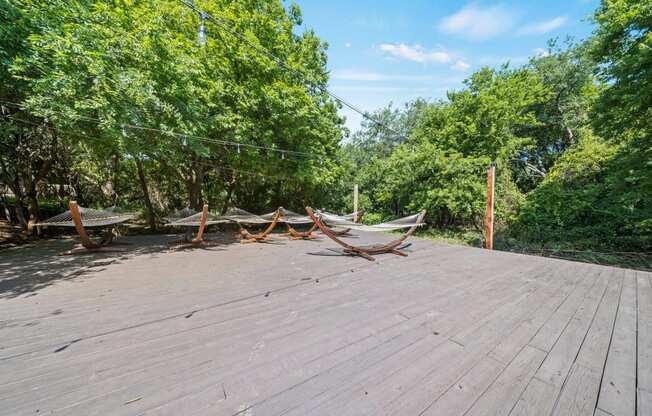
[
  {"left": 168, "top": 204, "right": 219, "bottom": 249},
  {"left": 65, "top": 201, "right": 130, "bottom": 255},
  {"left": 283, "top": 221, "right": 353, "bottom": 240},
  {"left": 282, "top": 209, "right": 361, "bottom": 240},
  {"left": 305, "top": 206, "right": 426, "bottom": 261},
  {"left": 238, "top": 209, "right": 281, "bottom": 243},
  {"left": 284, "top": 222, "right": 319, "bottom": 240}
]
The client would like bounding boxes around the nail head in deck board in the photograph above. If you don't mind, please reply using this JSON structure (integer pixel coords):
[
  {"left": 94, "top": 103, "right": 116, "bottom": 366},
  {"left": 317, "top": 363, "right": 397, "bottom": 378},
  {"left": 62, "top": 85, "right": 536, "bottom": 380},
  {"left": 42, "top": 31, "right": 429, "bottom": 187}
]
[{"left": 0, "top": 234, "right": 648, "bottom": 416}]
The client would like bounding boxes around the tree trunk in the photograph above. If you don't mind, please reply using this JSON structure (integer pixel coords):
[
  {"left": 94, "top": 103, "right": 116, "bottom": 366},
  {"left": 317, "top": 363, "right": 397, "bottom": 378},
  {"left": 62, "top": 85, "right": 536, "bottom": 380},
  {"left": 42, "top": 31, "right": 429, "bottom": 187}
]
[
  {"left": 135, "top": 157, "right": 156, "bottom": 231},
  {"left": 111, "top": 152, "right": 120, "bottom": 203},
  {"left": 26, "top": 192, "right": 41, "bottom": 235},
  {"left": 221, "top": 179, "right": 237, "bottom": 214},
  {"left": 14, "top": 198, "right": 27, "bottom": 229},
  {"left": 187, "top": 163, "right": 205, "bottom": 210}
]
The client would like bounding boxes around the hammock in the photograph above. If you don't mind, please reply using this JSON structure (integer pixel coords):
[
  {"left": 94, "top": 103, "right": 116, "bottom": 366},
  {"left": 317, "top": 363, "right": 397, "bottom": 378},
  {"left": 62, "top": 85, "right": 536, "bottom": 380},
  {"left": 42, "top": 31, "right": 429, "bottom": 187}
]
[
  {"left": 321, "top": 210, "right": 364, "bottom": 222},
  {"left": 220, "top": 207, "right": 274, "bottom": 224},
  {"left": 37, "top": 206, "right": 135, "bottom": 228},
  {"left": 221, "top": 207, "right": 282, "bottom": 243},
  {"left": 280, "top": 208, "right": 351, "bottom": 240},
  {"left": 306, "top": 207, "right": 426, "bottom": 261},
  {"left": 164, "top": 207, "right": 197, "bottom": 223},
  {"left": 37, "top": 201, "right": 135, "bottom": 255},
  {"left": 166, "top": 210, "right": 224, "bottom": 227},
  {"left": 166, "top": 204, "right": 221, "bottom": 249},
  {"left": 316, "top": 210, "right": 423, "bottom": 233},
  {"left": 278, "top": 208, "right": 319, "bottom": 240}
]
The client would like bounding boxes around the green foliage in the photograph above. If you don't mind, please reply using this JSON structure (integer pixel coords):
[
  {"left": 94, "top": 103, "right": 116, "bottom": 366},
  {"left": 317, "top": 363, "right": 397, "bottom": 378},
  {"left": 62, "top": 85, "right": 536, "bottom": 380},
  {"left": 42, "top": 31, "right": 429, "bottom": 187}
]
[
  {"left": 515, "top": 133, "right": 652, "bottom": 250},
  {"left": 1, "top": 0, "right": 345, "bottom": 225},
  {"left": 590, "top": 0, "right": 652, "bottom": 137},
  {"left": 422, "top": 66, "right": 550, "bottom": 162},
  {"left": 0, "top": 0, "right": 649, "bottom": 262}
]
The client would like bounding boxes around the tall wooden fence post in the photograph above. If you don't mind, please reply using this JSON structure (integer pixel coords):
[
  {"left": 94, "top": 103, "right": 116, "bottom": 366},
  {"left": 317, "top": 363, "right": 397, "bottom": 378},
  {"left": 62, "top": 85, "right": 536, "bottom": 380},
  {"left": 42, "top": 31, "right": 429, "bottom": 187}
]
[
  {"left": 484, "top": 163, "right": 496, "bottom": 250},
  {"left": 353, "top": 184, "right": 359, "bottom": 223}
]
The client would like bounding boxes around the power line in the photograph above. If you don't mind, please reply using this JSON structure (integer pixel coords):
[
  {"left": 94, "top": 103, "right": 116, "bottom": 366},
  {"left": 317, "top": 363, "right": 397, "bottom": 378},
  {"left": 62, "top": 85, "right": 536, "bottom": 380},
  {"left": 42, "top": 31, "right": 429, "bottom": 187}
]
[
  {"left": 178, "top": 0, "right": 406, "bottom": 140},
  {"left": 0, "top": 100, "right": 330, "bottom": 163},
  {"left": 3, "top": 114, "right": 301, "bottom": 181}
]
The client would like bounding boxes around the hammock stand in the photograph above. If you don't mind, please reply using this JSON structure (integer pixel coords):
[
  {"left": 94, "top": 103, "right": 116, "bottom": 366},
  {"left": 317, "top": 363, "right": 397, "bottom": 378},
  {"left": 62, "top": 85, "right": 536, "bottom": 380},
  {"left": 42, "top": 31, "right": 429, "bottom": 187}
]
[
  {"left": 281, "top": 208, "right": 359, "bottom": 240},
  {"left": 238, "top": 208, "right": 281, "bottom": 244},
  {"left": 38, "top": 201, "right": 134, "bottom": 255},
  {"left": 284, "top": 222, "right": 319, "bottom": 240},
  {"left": 167, "top": 204, "right": 219, "bottom": 249},
  {"left": 305, "top": 207, "right": 426, "bottom": 261}
]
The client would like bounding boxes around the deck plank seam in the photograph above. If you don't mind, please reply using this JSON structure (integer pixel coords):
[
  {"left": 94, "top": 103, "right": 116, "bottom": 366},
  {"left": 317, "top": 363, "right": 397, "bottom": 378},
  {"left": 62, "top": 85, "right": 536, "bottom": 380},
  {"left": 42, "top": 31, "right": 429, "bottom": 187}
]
[
  {"left": 505, "top": 265, "right": 597, "bottom": 415},
  {"left": 548, "top": 267, "right": 615, "bottom": 415},
  {"left": 592, "top": 269, "right": 628, "bottom": 416}
]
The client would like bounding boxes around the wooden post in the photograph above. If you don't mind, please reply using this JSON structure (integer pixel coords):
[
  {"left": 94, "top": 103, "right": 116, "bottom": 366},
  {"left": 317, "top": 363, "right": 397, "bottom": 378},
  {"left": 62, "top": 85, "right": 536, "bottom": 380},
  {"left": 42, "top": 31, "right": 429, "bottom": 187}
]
[
  {"left": 484, "top": 164, "right": 496, "bottom": 250},
  {"left": 353, "top": 184, "right": 359, "bottom": 223}
]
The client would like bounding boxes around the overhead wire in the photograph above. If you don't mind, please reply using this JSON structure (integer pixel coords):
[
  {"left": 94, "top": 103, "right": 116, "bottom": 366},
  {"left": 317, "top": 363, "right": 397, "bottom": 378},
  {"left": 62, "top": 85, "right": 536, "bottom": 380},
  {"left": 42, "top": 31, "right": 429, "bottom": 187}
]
[
  {"left": 177, "top": 0, "right": 408, "bottom": 141},
  {"left": 2, "top": 114, "right": 301, "bottom": 181},
  {"left": 0, "top": 99, "right": 330, "bottom": 163}
]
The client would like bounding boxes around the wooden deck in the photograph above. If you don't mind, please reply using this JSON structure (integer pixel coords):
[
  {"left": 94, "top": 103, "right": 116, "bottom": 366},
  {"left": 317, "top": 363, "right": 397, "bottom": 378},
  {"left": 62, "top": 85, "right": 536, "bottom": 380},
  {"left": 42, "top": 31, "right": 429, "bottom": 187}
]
[{"left": 0, "top": 232, "right": 649, "bottom": 415}]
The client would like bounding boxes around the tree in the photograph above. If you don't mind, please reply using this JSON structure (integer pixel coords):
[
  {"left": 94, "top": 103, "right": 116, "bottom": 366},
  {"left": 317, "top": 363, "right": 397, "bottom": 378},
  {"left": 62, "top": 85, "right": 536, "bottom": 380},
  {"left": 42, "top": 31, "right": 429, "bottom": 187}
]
[
  {"left": 2, "top": 0, "right": 344, "bottom": 225},
  {"left": 590, "top": 0, "right": 652, "bottom": 137},
  {"left": 514, "top": 40, "right": 599, "bottom": 191}
]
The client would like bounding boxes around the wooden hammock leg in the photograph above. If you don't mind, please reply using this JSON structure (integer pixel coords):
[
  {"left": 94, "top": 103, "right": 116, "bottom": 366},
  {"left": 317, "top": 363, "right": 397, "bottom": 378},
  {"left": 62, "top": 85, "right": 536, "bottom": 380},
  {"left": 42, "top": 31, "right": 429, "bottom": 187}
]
[
  {"left": 239, "top": 230, "right": 271, "bottom": 244},
  {"left": 343, "top": 248, "right": 376, "bottom": 261},
  {"left": 284, "top": 222, "right": 320, "bottom": 240},
  {"left": 391, "top": 249, "right": 408, "bottom": 257},
  {"left": 169, "top": 205, "right": 219, "bottom": 249},
  {"left": 61, "top": 201, "right": 129, "bottom": 255}
]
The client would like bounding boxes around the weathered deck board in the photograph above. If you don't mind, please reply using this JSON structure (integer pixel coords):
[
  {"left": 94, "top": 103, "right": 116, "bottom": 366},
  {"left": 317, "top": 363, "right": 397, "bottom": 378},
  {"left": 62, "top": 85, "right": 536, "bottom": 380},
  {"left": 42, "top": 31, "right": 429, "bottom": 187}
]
[
  {"left": 596, "top": 269, "right": 638, "bottom": 416},
  {"left": 0, "top": 232, "right": 647, "bottom": 416}
]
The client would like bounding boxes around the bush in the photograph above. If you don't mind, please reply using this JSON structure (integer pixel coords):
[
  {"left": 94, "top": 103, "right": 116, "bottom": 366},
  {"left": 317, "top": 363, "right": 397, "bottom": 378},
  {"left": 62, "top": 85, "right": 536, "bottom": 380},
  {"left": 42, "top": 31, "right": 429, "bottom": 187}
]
[{"left": 514, "top": 133, "right": 652, "bottom": 250}]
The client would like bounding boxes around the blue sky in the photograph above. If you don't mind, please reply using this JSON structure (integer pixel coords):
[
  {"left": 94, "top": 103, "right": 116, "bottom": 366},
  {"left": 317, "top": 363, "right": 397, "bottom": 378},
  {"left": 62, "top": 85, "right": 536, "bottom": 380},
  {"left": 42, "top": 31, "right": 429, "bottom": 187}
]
[{"left": 293, "top": 0, "right": 599, "bottom": 132}]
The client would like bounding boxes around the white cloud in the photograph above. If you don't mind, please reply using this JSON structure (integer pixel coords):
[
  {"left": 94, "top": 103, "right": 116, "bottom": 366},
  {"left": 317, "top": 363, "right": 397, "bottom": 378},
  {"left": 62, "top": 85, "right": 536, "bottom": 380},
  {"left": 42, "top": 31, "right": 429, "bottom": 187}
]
[
  {"left": 533, "top": 47, "right": 551, "bottom": 57},
  {"left": 517, "top": 16, "right": 567, "bottom": 35},
  {"left": 345, "top": 42, "right": 352, "bottom": 48},
  {"left": 438, "top": 5, "right": 516, "bottom": 40},
  {"left": 451, "top": 60, "right": 471, "bottom": 71},
  {"left": 331, "top": 69, "right": 439, "bottom": 82},
  {"left": 378, "top": 43, "right": 452, "bottom": 64}
]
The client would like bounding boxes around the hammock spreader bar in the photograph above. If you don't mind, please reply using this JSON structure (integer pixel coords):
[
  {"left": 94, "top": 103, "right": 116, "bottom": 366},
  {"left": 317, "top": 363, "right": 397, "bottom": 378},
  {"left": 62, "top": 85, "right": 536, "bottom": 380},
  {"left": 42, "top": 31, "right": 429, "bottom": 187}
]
[{"left": 305, "top": 206, "right": 426, "bottom": 261}]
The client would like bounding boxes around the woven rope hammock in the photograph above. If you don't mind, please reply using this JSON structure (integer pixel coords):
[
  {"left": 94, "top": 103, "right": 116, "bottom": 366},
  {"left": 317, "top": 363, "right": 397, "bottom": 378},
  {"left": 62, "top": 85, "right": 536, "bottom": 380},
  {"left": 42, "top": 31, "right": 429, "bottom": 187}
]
[
  {"left": 230, "top": 208, "right": 282, "bottom": 243},
  {"left": 164, "top": 207, "right": 197, "bottom": 224},
  {"left": 220, "top": 207, "right": 275, "bottom": 225},
  {"left": 317, "top": 210, "right": 422, "bottom": 233},
  {"left": 279, "top": 208, "right": 354, "bottom": 240},
  {"left": 37, "top": 206, "right": 135, "bottom": 228},
  {"left": 37, "top": 201, "right": 135, "bottom": 255},
  {"left": 166, "top": 204, "right": 221, "bottom": 249},
  {"left": 306, "top": 207, "right": 426, "bottom": 261}
]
